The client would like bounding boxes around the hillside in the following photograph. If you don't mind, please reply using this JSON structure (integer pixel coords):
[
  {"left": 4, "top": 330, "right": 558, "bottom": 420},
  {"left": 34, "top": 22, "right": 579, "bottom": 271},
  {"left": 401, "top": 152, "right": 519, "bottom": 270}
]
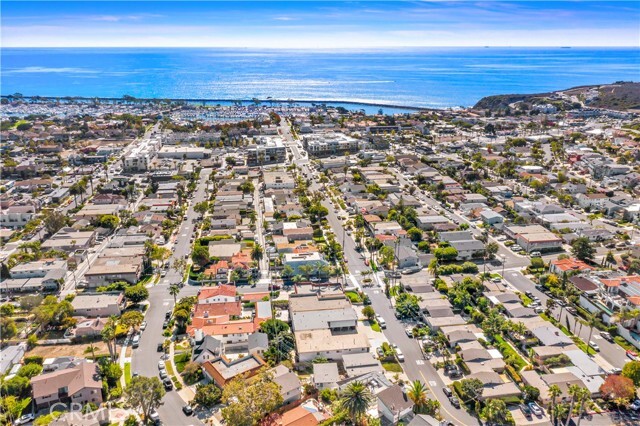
[{"left": 474, "top": 81, "right": 640, "bottom": 112}]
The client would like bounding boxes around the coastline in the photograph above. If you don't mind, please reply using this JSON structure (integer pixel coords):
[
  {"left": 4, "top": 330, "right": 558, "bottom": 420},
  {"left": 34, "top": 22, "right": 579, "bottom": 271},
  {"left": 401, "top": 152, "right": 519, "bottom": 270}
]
[{"left": 0, "top": 95, "right": 434, "bottom": 112}]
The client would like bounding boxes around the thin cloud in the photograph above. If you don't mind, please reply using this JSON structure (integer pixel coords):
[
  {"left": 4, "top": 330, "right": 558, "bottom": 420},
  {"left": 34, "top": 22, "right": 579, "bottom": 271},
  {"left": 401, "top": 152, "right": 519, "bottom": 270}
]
[{"left": 273, "top": 16, "right": 298, "bottom": 21}]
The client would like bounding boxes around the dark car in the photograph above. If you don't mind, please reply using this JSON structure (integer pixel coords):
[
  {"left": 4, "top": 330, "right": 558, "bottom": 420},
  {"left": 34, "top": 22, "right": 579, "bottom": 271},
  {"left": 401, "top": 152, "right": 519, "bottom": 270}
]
[
  {"left": 448, "top": 396, "right": 460, "bottom": 408},
  {"left": 182, "top": 405, "right": 194, "bottom": 416},
  {"left": 520, "top": 404, "right": 532, "bottom": 418},
  {"left": 163, "top": 378, "right": 173, "bottom": 390},
  {"left": 442, "top": 387, "right": 453, "bottom": 397},
  {"left": 165, "top": 311, "right": 172, "bottom": 319},
  {"left": 157, "top": 342, "right": 164, "bottom": 352},
  {"left": 162, "top": 320, "right": 170, "bottom": 329}
]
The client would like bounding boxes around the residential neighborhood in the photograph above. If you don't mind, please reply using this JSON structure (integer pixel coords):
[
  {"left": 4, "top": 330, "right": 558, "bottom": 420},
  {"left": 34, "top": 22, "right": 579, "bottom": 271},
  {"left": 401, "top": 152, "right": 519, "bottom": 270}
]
[{"left": 1, "top": 93, "right": 640, "bottom": 426}]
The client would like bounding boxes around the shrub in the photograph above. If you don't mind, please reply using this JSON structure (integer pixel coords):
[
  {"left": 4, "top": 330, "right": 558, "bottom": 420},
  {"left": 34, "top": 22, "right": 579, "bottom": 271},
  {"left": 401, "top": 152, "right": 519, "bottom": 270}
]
[
  {"left": 505, "top": 365, "right": 522, "bottom": 384},
  {"left": 23, "top": 355, "right": 44, "bottom": 365}
]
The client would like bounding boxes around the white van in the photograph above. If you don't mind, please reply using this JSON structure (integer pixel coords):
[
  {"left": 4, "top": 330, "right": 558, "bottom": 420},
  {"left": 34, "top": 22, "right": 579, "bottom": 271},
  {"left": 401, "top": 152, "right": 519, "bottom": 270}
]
[
  {"left": 395, "top": 348, "right": 405, "bottom": 362},
  {"left": 132, "top": 335, "right": 140, "bottom": 348},
  {"left": 530, "top": 251, "right": 542, "bottom": 258},
  {"left": 376, "top": 315, "right": 386, "bottom": 329}
]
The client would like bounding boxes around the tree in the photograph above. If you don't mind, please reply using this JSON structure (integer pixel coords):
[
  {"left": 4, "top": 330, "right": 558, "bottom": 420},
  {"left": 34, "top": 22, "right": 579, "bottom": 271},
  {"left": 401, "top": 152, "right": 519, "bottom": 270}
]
[
  {"left": 1, "top": 317, "right": 18, "bottom": 343},
  {"left": 98, "top": 214, "right": 120, "bottom": 229},
  {"left": 251, "top": 243, "right": 264, "bottom": 262},
  {"left": 181, "top": 362, "right": 202, "bottom": 384},
  {"left": 406, "top": 227, "right": 422, "bottom": 242},
  {"left": 221, "top": 371, "right": 283, "bottom": 426},
  {"left": 43, "top": 210, "right": 67, "bottom": 235},
  {"left": 124, "top": 285, "right": 149, "bottom": 305},
  {"left": 548, "top": 384, "right": 562, "bottom": 425},
  {"left": 0, "top": 396, "right": 31, "bottom": 423},
  {"left": 484, "top": 242, "right": 499, "bottom": 259},
  {"left": 101, "top": 317, "right": 119, "bottom": 361},
  {"left": 407, "top": 380, "right": 429, "bottom": 414},
  {"left": 16, "top": 363, "right": 42, "bottom": 378},
  {"left": 362, "top": 306, "right": 375, "bottom": 322},
  {"left": 0, "top": 303, "right": 15, "bottom": 316},
  {"left": 482, "top": 399, "right": 510, "bottom": 425},
  {"left": 120, "top": 310, "right": 144, "bottom": 330},
  {"left": 169, "top": 284, "right": 180, "bottom": 305},
  {"left": 530, "top": 257, "right": 545, "bottom": 270},
  {"left": 584, "top": 312, "right": 599, "bottom": 355},
  {"left": 599, "top": 375, "right": 635, "bottom": 403},
  {"left": 459, "top": 378, "right": 484, "bottom": 402},
  {"left": 191, "top": 245, "right": 210, "bottom": 267},
  {"left": 434, "top": 246, "right": 458, "bottom": 261},
  {"left": 99, "top": 361, "right": 122, "bottom": 388},
  {"left": 395, "top": 292, "right": 420, "bottom": 320},
  {"left": 575, "top": 387, "right": 592, "bottom": 426},
  {"left": 622, "top": 360, "right": 640, "bottom": 386},
  {"left": 194, "top": 382, "right": 222, "bottom": 408},
  {"left": 523, "top": 385, "right": 540, "bottom": 402},
  {"left": 125, "top": 376, "right": 165, "bottom": 422},
  {"left": 338, "top": 381, "right": 375, "bottom": 425},
  {"left": 571, "top": 237, "right": 595, "bottom": 262},
  {"left": 259, "top": 318, "right": 290, "bottom": 340},
  {"left": 193, "top": 201, "right": 209, "bottom": 215}
]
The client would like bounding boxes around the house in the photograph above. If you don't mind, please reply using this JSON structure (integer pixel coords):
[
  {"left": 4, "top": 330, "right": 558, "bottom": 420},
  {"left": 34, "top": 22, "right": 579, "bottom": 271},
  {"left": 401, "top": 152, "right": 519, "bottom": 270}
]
[
  {"left": 283, "top": 252, "right": 330, "bottom": 275},
  {"left": 71, "top": 292, "right": 124, "bottom": 318},
  {"left": 42, "top": 357, "right": 82, "bottom": 373},
  {"left": 10, "top": 259, "right": 67, "bottom": 279},
  {"left": 31, "top": 361, "right": 103, "bottom": 409},
  {"left": 0, "top": 344, "right": 25, "bottom": 375},
  {"left": 515, "top": 231, "right": 563, "bottom": 253},
  {"left": 396, "top": 244, "right": 420, "bottom": 269},
  {"left": 271, "top": 365, "right": 302, "bottom": 405},
  {"left": 0, "top": 205, "right": 37, "bottom": 228},
  {"left": 341, "top": 353, "right": 383, "bottom": 377},
  {"left": 449, "top": 239, "right": 485, "bottom": 260},
  {"left": 312, "top": 362, "right": 340, "bottom": 390},
  {"left": 294, "top": 328, "right": 370, "bottom": 362},
  {"left": 66, "top": 317, "right": 108, "bottom": 339},
  {"left": 84, "top": 255, "right": 144, "bottom": 287},
  {"left": 208, "top": 242, "right": 242, "bottom": 261},
  {"left": 480, "top": 210, "right": 504, "bottom": 226},
  {"left": 41, "top": 228, "right": 95, "bottom": 252},
  {"left": 192, "top": 336, "right": 224, "bottom": 364},
  {"left": 377, "top": 384, "right": 414, "bottom": 424},
  {"left": 550, "top": 258, "right": 595, "bottom": 275},
  {"left": 202, "top": 353, "right": 266, "bottom": 388},
  {"left": 408, "top": 415, "right": 442, "bottom": 426},
  {"left": 466, "top": 371, "right": 521, "bottom": 401}
]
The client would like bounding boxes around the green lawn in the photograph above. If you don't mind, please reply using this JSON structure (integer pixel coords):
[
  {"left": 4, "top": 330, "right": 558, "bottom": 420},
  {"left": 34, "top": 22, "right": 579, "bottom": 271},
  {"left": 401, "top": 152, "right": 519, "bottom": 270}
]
[
  {"left": 371, "top": 321, "right": 382, "bottom": 332},
  {"left": 493, "top": 335, "right": 527, "bottom": 370},
  {"left": 615, "top": 336, "right": 634, "bottom": 351},
  {"left": 174, "top": 352, "right": 191, "bottom": 373},
  {"left": 124, "top": 362, "right": 131, "bottom": 385},
  {"left": 382, "top": 362, "right": 404, "bottom": 373},
  {"left": 345, "top": 291, "right": 363, "bottom": 304},
  {"left": 165, "top": 360, "right": 175, "bottom": 376}
]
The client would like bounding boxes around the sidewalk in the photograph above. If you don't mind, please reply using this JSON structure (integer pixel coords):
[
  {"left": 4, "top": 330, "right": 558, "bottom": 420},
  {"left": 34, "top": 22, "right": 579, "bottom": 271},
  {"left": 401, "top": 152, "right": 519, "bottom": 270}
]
[{"left": 169, "top": 342, "right": 195, "bottom": 402}]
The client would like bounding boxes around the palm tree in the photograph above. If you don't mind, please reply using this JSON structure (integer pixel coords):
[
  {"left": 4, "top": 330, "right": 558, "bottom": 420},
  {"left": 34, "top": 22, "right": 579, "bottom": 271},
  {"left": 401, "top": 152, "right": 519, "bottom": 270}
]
[
  {"left": 169, "top": 284, "right": 180, "bottom": 305},
  {"left": 101, "top": 316, "right": 119, "bottom": 362},
  {"left": 546, "top": 298, "right": 557, "bottom": 316},
  {"left": 407, "top": 380, "right": 428, "bottom": 413},
  {"left": 548, "top": 384, "right": 562, "bottom": 425},
  {"left": 251, "top": 243, "right": 264, "bottom": 263},
  {"left": 555, "top": 403, "right": 569, "bottom": 425},
  {"left": 575, "top": 387, "right": 592, "bottom": 426},
  {"left": 584, "top": 312, "right": 598, "bottom": 356},
  {"left": 427, "top": 258, "right": 439, "bottom": 279},
  {"left": 564, "top": 384, "right": 582, "bottom": 426},
  {"left": 482, "top": 399, "right": 509, "bottom": 424},
  {"left": 338, "top": 381, "right": 374, "bottom": 425}
]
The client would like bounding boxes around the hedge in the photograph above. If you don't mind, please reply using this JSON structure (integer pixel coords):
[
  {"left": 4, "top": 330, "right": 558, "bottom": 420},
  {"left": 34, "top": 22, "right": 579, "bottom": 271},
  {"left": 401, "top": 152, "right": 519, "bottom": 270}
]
[
  {"left": 24, "top": 355, "right": 44, "bottom": 365},
  {"left": 505, "top": 364, "right": 522, "bottom": 383}
]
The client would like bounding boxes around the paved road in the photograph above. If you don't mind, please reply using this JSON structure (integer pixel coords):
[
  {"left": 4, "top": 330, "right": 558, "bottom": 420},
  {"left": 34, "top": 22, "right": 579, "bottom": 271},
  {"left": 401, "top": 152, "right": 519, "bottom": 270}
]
[
  {"left": 499, "top": 269, "right": 629, "bottom": 369},
  {"left": 131, "top": 169, "right": 211, "bottom": 426},
  {"left": 281, "top": 122, "right": 480, "bottom": 426}
]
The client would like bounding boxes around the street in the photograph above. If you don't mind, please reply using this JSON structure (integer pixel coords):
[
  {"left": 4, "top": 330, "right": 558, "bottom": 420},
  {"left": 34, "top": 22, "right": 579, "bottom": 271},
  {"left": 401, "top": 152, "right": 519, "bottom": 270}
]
[
  {"left": 280, "top": 121, "right": 480, "bottom": 426},
  {"left": 130, "top": 168, "right": 211, "bottom": 426}
]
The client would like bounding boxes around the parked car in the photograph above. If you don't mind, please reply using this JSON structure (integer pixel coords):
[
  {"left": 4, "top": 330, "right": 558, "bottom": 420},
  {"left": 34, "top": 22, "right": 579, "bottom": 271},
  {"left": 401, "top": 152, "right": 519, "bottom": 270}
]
[
  {"left": 600, "top": 331, "right": 613, "bottom": 342},
  {"left": 630, "top": 400, "right": 640, "bottom": 411},
  {"left": 405, "top": 328, "right": 414, "bottom": 338},
  {"left": 162, "top": 320, "right": 170, "bottom": 329},
  {"left": 566, "top": 306, "right": 577, "bottom": 315},
  {"left": 140, "top": 321, "right": 147, "bottom": 331},
  {"left": 627, "top": 350, "right": 639, "bottom": 361},
  {"left": 589, "top": 341, "right": 600, "bottom": 351},
  {"left": 519, "top": 404, "right": 532, "bottom": 419},
  {"left": 376, "top": 315, "right": 386, "bottom": 329},
  {"left": 376, "top": 347, "right": 385, "bottom": 358},
  {"left": 395, "top": 348, "right": 405, "bottom": 362},
  {"left": 132, "top": 335, "right": 140, "bottom": 348},
  {"left": 157, "top": 342, "right": 164, "bottom": 352},
  {"left": 14, "top": 414, "right": 35, "bottom": 425},
  {"left": 528, "top": 402, "right": 543, "bottom": 416},
  {"left": 163, "top": 378, "right": 174, "bottom": 390},
  {"left": 449, "top": 396, "right": 461, "bottom": 408},
  {"left": 158, "top": 361, "right": 165, "bottom": 370},
  {"left": 149, "top": 409, "right": 160, "bottom": 424},
  {"left": 182, "top": 405, "right": 194, "bottom": 416},
  {"left": 159, "top": 369, "right": 168, "bottom": 379},
  {"left": 442, "top": 387, "right": 453, "bottom": 397}
]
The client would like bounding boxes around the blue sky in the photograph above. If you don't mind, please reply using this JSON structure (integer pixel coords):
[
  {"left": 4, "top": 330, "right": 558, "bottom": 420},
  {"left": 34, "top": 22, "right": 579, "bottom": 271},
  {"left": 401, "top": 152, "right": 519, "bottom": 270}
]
[{"left": 2, "top": 1, "right": 639, "bottom": 48}]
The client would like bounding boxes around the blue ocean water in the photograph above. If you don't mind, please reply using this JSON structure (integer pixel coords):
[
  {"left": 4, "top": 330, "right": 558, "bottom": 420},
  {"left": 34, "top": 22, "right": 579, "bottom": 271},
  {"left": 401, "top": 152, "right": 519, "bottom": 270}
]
[{"left": 1, "top": 47, "right": 639, "bottom": 109}]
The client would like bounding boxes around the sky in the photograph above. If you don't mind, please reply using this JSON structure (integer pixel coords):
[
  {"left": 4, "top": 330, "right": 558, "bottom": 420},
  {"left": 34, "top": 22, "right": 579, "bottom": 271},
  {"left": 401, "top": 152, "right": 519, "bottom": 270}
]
[{"left": 2, "top": 1, "right": 639, "bottom": 48}]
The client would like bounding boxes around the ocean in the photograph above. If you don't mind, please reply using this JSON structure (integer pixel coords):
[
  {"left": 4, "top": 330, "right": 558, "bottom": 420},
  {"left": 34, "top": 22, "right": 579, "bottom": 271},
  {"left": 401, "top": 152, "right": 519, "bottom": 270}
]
[{"left": 2, "top": 47, "right": 639, "bottom": 110}]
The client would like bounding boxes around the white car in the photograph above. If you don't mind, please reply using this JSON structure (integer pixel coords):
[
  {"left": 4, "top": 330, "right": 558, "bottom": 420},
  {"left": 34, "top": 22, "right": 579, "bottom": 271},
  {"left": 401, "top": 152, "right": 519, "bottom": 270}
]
[
  {"left": 630, "top": 399, "right": 640, "bottom": 411},
  {"left": 589, "top": 341, "right": 600, "bottom": 352},
  {"left": 395, "top": 348, "right": 405, "bottom": 362},
  {"left": 140, "top": 321, "right": 147, "bottom": 330},
  {"left": 14, "top": 414, "right": 35, "bottom": 425}
]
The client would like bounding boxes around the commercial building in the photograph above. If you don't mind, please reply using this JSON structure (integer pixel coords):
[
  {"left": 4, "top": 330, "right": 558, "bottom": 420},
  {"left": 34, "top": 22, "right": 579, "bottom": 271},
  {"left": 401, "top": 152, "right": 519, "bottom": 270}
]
[{"left": 246, "top": 137, "right": 286, "bottom": 166}]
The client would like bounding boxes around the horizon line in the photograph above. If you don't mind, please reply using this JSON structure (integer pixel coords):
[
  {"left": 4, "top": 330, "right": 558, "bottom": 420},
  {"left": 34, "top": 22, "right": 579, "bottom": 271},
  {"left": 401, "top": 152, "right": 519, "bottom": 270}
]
[{"left": 3, "top": 45, "right": 639, "bottom": 49}]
